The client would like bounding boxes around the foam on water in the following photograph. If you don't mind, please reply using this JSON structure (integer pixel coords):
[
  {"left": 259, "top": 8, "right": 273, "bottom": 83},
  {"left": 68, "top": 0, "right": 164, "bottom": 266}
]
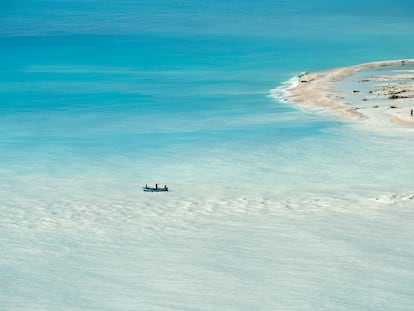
[
  {"left": 269, "top": 75, "right": 300, "bottom": 103},
  {"left": 1, "top": 176, "right": 414, "bottom": 310}
]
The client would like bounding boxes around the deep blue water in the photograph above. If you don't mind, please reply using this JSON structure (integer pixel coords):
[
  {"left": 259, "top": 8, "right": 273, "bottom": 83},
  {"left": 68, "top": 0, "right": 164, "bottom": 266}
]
[{"left": 1, "top": 0, "right": 414, "bottom": 186}]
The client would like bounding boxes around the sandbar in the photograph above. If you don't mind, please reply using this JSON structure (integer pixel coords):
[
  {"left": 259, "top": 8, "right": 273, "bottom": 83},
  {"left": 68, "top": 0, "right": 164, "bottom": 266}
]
[{"left": 279, "top": 59, "right": 414, "bottom": 127}]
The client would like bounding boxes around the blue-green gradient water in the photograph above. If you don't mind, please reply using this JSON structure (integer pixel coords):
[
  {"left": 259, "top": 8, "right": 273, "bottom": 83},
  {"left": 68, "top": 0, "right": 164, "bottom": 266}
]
[{"left": 1, "top": 1, "right": 414, "bottom": 310}]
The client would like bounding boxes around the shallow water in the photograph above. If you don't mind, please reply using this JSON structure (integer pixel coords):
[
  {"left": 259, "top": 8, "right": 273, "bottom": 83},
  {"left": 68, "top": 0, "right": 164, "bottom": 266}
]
[
  {"left": 1, "top": 179, "right": 413, "bottom": 310},
  {"left": 1, "top": 1, "right": 414, "bottom": 310}
]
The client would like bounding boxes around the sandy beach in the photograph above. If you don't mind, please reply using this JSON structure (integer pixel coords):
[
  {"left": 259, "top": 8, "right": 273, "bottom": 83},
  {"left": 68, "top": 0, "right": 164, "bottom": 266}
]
[{"left": 280, "top": 59, "right": 414, "bottom": 127}]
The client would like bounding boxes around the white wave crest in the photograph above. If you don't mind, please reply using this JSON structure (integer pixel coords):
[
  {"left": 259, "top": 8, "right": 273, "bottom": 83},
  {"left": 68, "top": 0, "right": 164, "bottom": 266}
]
[{"left": 268, "top": 74, "right": 301, "bottom": 103}]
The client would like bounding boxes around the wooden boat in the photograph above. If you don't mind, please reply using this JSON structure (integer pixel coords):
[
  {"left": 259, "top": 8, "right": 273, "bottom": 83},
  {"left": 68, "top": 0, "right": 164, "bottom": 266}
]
[{"left": 143, "top": 184, "right": 168, "bottom": 192}]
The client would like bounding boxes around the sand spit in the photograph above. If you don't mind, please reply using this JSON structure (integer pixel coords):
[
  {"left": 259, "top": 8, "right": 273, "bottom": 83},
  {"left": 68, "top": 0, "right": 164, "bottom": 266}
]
[{"left": 283, "top": 59, "right": 414, "bottom": 126}]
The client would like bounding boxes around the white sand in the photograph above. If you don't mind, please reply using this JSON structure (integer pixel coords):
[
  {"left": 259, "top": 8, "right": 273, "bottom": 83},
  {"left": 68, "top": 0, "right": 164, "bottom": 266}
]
[{"left": 283, "top": 59, "right": 414, "bottom": 127}]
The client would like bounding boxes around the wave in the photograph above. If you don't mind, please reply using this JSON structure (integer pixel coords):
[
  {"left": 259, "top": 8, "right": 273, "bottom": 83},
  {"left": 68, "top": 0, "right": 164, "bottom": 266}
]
[{"left": 268, "top": 73, "right": 303, "bottom": 103}]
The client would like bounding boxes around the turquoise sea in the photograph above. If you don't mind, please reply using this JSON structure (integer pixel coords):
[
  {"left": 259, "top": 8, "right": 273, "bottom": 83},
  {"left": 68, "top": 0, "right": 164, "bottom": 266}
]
[{"left": 1, "top": 1, "right": 414, "bottom": 310}]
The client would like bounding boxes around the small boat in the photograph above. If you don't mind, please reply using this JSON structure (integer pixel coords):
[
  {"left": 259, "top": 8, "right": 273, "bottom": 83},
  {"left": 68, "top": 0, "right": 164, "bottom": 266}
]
[{"left": 143, "top": 184, "right": 168, "bottom": 192}]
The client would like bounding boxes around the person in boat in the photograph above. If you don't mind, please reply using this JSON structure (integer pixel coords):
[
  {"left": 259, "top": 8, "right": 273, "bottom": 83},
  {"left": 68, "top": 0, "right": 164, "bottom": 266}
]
[
  {"left": 155, "top": 183, "right": 158, "bottom": 190},
  {"left": 145, "top": 184, "right": 148, "bottom": 189},
  {"left": 164, "top": 185, "right": 168, "bottom": 191}
]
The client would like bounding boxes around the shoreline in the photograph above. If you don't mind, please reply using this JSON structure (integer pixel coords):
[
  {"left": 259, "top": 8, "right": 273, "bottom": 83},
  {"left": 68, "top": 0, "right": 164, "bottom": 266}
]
[{"left": 277, "top": 59, "right": 414, "bottom": 127}]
